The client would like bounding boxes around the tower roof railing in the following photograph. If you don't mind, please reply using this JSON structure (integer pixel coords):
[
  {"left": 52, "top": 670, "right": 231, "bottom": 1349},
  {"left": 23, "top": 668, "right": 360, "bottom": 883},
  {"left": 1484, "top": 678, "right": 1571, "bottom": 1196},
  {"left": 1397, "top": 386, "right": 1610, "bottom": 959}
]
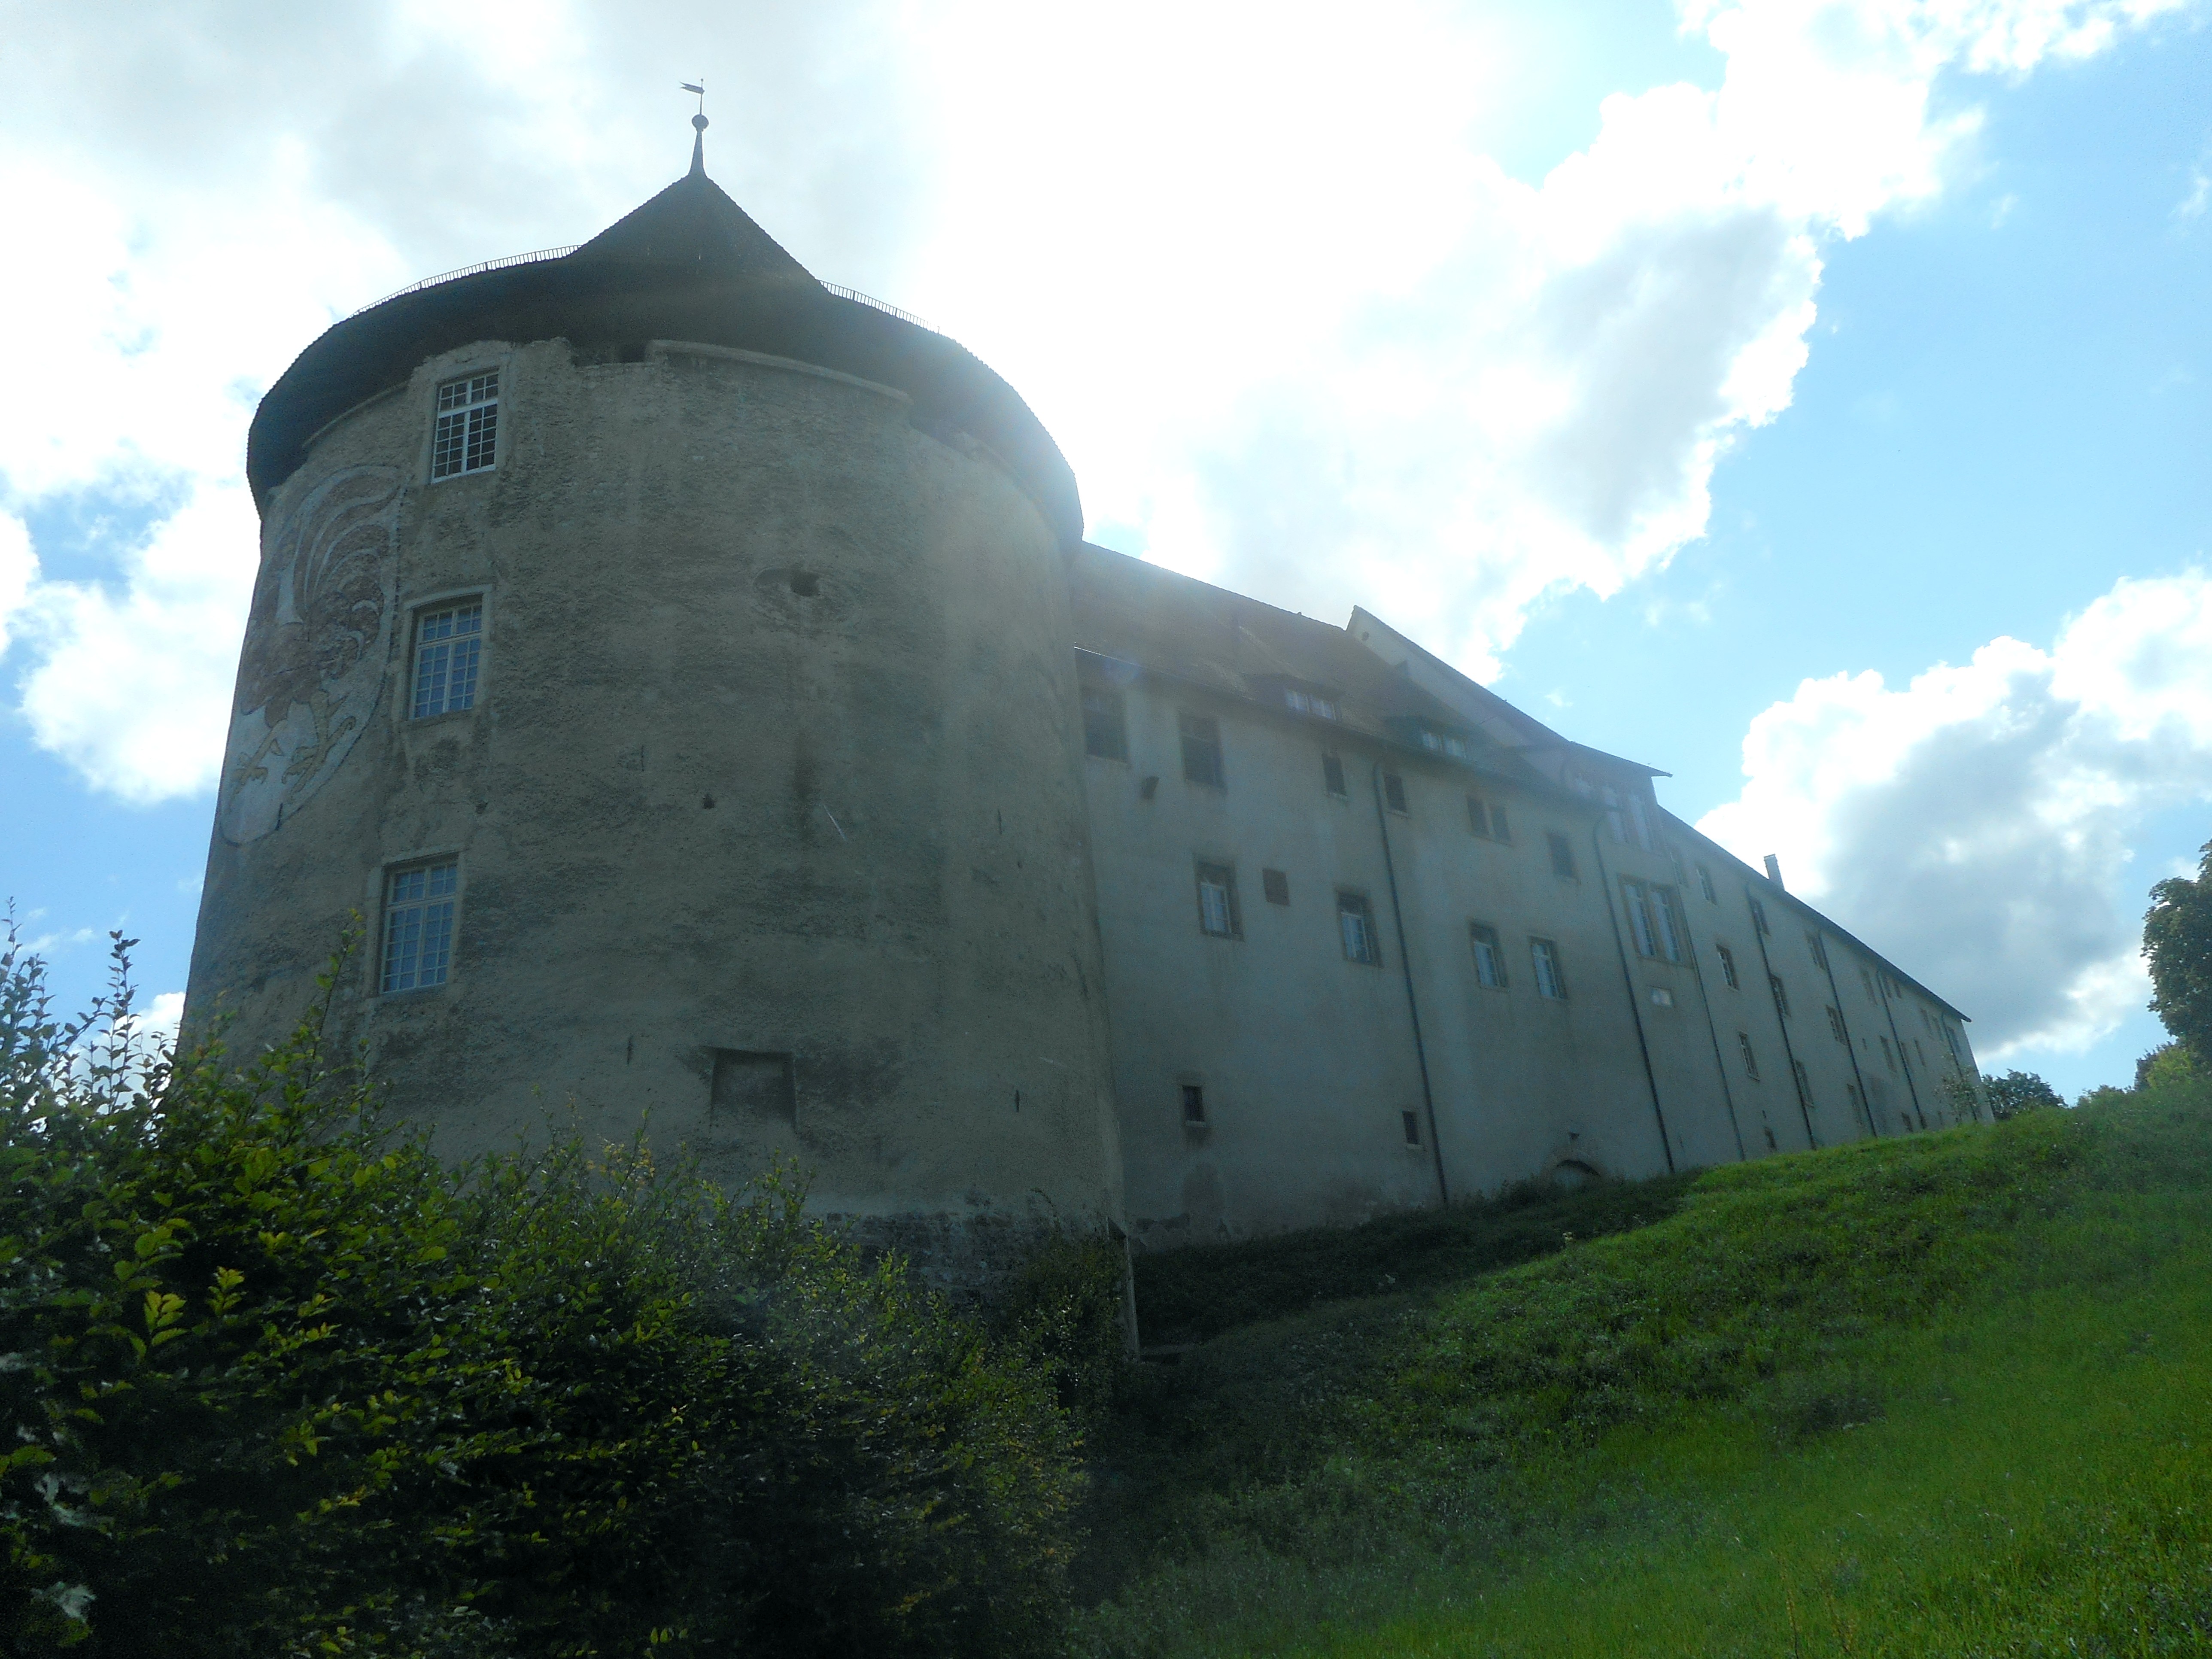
[{"left": 351, "top": 248, "right": 936, "bottom": 333}]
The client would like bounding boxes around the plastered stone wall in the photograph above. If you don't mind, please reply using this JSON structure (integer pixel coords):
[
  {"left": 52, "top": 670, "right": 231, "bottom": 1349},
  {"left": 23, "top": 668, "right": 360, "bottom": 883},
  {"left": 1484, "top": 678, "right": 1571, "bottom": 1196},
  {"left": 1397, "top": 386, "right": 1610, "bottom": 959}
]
[{"left": 188, "top": 336, "right": 1124, "bottom": 1289}]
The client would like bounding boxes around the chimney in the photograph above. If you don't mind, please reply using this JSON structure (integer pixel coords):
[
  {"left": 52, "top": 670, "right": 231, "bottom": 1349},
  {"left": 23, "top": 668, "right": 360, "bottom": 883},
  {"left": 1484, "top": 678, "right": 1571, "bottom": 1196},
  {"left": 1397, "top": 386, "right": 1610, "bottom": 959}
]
[{"left": 1763, "top": 853, "right": 1784, "bottom": 890}]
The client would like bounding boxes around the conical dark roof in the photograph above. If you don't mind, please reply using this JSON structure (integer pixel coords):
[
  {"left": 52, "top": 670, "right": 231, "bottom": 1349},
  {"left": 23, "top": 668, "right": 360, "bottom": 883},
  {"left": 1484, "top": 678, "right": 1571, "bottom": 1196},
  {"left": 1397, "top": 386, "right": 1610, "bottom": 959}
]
[
  {"left": 246, "top": 137, "right": 1079, "bottom": 545},
  {"left": 567, "top": 146, "right": 822, "bottom": 286}
]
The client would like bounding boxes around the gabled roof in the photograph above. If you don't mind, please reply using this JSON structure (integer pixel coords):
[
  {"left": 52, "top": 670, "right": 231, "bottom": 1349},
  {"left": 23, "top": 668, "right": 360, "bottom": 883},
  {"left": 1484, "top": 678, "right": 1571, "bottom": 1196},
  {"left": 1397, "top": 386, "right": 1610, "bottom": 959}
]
[{"left": 1067, "top": 544, "right": 1560, "bottom": 796}]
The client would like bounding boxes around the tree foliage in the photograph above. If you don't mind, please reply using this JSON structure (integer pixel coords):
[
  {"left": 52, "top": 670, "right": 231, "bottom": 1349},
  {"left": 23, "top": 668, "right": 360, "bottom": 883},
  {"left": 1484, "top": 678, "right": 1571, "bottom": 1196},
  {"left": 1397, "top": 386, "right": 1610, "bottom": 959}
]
[
  {"left": 0, "top": 930, "right": 1086, "bottom": 1657},
  {"left": 2146, "top": 838, "right": 2212, "bottom": 1067},
  {"left": 1983, "top": 1069, "right": 2063, "bottom": 1121}
]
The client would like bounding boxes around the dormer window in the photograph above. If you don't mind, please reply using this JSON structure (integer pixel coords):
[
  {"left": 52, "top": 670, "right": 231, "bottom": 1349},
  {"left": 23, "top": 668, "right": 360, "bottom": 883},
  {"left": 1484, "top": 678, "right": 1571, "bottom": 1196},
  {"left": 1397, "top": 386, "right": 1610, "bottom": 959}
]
[
  {"left": 431, "top": 371, "right": 499, "bottom": 480},
  {"left": 1284, "top": 688, "right": 1340, "bottom": 721}
]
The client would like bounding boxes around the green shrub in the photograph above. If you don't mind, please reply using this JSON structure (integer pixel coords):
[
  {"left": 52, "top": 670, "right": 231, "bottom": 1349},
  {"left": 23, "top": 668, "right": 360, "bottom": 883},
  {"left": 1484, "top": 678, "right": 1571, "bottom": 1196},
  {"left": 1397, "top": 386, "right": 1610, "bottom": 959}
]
[{"left": 0, "top": 932, "right": 1082, "bottom": 1657}]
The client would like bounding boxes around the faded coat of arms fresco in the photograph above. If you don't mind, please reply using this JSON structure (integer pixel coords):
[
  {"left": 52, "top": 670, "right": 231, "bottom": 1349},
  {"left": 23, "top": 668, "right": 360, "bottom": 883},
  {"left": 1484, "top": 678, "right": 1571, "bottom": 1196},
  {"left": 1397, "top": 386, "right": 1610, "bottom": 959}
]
[{"left": 218, "top": 465, "right": 403, "bottom": 845}]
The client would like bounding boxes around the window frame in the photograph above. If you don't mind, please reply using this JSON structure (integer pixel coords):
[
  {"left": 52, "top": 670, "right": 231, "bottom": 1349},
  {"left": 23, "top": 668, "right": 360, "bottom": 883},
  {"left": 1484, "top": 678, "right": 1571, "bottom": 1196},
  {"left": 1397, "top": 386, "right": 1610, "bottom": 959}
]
[
  {"left": 1261, "top": 867, "right": 1291, "bottom": 906},
  {"left": 1179, "top": 711, "right": 1226, "bottom": 789},
  {"left": 1081, "top": 684, "right": 1129, "bottom": 761},
  {"left": 1180, "top": 1082, "right": 1207, "bottom": 1127},
  {"left": 1337, "top": 890, "right": 1382, "bottom": 966},
  {"left": 1530, "top": 936, "right": 1567, "bottom": 1000},
  {"left": 407, "top": 593, "right": 486, "bottom": 721},
  {"left": 1546, "top": 831, "right": 1578, "bottom": 881},
  {"left": 1769, "top": 974, "right": 1791, "bottom": 1020},
  {"left": 1382, "top": 772, "right": 1409, "bottom": 814},
  {"left": 1468, "top": 921, "right": 1508, "bottom": 989},
  {"left": 1697, "top": 863, "right": 1717, "bottom": 904},
  {"left": 1716, "top": 942, "right": 1740, "bottom": 990},
  {"left": 1737, "top": 1030, "right": 1761, "bottom": 1082},
  {"left": 1322, "top": 754, "right": 1349, "bottom": 799},
  {"left": 1194, "top": 860, "right": 1241, "bottom": 939},
  {"left": 428, "top": 368, "right": 501, "bottom": 482},
  {"left": 377, "top": 858, "right": 461, "bottom": 995}
]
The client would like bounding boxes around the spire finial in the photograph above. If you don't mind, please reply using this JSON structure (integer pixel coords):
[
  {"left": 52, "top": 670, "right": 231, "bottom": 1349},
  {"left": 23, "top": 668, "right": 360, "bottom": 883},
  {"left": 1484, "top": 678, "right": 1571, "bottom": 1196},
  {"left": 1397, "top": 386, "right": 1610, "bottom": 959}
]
[{"left": 681, "top": 80, "right": 708, "bottom": 176}]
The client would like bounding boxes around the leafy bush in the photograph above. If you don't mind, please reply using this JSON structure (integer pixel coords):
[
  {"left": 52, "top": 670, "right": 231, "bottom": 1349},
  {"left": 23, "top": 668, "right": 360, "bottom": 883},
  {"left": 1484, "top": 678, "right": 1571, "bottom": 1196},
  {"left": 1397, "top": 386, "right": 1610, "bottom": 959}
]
[
  {"left": 0, "top": 932, "right": 1082, "bottom": 1658},
  {"left": 1984, "top": 1067, "right": 2064, "bottom": 1120}
]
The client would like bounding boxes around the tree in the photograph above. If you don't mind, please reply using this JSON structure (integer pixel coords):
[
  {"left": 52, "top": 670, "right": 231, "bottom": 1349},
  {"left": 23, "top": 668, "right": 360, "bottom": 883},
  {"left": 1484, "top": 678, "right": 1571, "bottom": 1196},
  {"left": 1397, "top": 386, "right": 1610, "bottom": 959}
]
[
  {"left": 1984, "top": 1069, "right": 2063, "bottom": 1121},
  {"left": 2146, "top": 838, "right": 2212, "bottom": 1067}
]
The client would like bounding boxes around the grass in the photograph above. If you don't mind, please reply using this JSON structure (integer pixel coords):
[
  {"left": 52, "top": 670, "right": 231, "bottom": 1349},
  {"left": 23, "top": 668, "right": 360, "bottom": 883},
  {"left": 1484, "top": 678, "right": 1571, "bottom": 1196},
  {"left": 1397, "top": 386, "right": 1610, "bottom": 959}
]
[{"left": 1077, "top": 1072, "right": 2212, "bottom": 1656}]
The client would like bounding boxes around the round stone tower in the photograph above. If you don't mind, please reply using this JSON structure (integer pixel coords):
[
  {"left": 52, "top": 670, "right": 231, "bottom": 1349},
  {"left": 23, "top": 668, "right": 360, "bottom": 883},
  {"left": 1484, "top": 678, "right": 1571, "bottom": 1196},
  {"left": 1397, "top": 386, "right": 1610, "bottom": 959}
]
[{"left": 185, "top": 131, "right": 1123, "bottom": 1285}]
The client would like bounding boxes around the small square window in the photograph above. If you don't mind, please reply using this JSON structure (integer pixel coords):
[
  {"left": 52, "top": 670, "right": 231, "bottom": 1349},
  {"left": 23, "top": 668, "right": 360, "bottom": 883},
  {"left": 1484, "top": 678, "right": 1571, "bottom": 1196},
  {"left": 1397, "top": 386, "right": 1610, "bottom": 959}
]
[
  {"left": 1716, "top": 942, "right": 1739, "bottom": 989},
  {"left": 1322, "top": 754, "right": 1348, "bottom": 798},
  {"left": 410, "top": 599, "right": 483, "bottom": 719},
  {"left": 1547, "top": 832, "right": 1577, "bottom": 880},
  {"left": 1195, "top": 861, "right": 1240, "bottom": 938},
  {"left": 1530, "top": 937, "right": 1567, "bottom": 1000},
  {"left": 1469, "top": 922, "right": 1507, "bottom": 988},
  {"left": 1338, "top": 892, "right": 1380, "bottom": 966},
  {"left": 1180, "top": 712, "right": 1226, "bottom": 788},
  {"left": 1262, "top": 868, "right": 1291, "bottom": 906},
  {"left": 430, "top": 371, "right": 499, "bottom": 480},
  {"left": 1383, "top": 773, "right": 1408, "bottom": 814},
  {"left": 1401, "top": 1109, "right": 1421, "bottom": 1147},
  {"left": 1082, "top": 686, "right": 1128, "bottom": 760},
  {"left": 1181, "top": 1083, "right": 1206, "bottom": 1125},
  {"left": 380, "top": 860, "right": 458, "bottom": 993}
]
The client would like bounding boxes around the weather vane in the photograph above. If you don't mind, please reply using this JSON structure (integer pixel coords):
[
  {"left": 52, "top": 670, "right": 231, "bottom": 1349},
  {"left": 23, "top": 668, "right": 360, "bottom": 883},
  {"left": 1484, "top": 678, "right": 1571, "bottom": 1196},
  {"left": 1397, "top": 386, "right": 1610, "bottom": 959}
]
[{"left": 681, "top": 79, "right": 705, "bottom": 118}]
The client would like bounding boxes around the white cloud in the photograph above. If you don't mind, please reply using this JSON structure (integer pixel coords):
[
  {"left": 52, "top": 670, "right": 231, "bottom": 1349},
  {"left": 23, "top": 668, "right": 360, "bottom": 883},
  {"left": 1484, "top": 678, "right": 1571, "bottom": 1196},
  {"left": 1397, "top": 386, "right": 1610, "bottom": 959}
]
[
  {"left": 15, "top": 485, "right": 259, "bottom": 804},
  {"left": 1699, "top": 570, "right": 2212, "bottom": 1058},
  {"left": 0, "top": 0, "right": 2186, "bottom": 802},
  {"left": 0, "top": 515, "right": 32, "bottom": 658}
]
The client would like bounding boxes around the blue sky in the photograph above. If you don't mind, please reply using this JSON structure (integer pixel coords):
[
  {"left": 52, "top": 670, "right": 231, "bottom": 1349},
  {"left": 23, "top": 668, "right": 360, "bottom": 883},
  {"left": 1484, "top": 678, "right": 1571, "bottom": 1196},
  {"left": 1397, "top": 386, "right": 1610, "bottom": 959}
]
[{"left": 1, "top": 0, "right": 2207, "bottom": 1096}]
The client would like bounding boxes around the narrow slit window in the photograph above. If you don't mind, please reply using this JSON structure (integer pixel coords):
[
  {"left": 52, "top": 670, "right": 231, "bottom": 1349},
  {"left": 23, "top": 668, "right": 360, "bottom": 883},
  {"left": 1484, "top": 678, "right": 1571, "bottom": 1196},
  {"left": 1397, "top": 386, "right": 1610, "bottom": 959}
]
[
  {"left": 1181, "top": 1083, "right": 1206, "bottom": 1125},
  {"left": 1322, "top": 754, "right": 1348, "bottom": 798},
  {"left": 1806, "top": 930, "right": 1829, "bottom": 970},
  {"left": 1195, "top": 862, "right": 1240, "bottom": 938},
  {"left": 1337, "top": 891, "right": 1380, "bottom": 966},
  {"left": 1469, "top": 922, "right": 1507, "bottom": 988},
  {"left": 430, "top": 370, "right": 499, "bottom": 479},
  {"left": 1530, "top": 937, "right": 1567, "bottom": 1000},
  {"left": 411, "top": 599, "right": 483, "bottom": 719},
  {"left": 1082, "top": 686, "right": 1128, "bottom": 760},
  {"left": 1716, "top": 942, "right": 1740, "bottom": 989},
  {"left": 1180, "top": 712, "right": 1226, "bottom": 788},
  {"left": 1383, "top": 773, "right": 1409, "bottom": 814},
  {"left": 1826, "top": 1005, "right": 1847, "bottom": 1043},
  {"left": 1698, "top": 864, "right": 1717, "bottom": 904},
  {"left": 1737, "top": 1030, "right": 1760, "bottom": 1082},
  {"left": 1466, "top": 795, "right": 1491, "bottom": 838},
  {"left": 1793, "top": 1060, "right": 1813, "bottom": 1110},
  {"left": 1262, "top": 868, "right": 1291, "bottom": 906},
  {"left": 1652, "top": 885, "right": 1686, "bottom": 963},
  {"left": 380, "top": 861, "right": 458, "bottom": 993},
  {"left": 1881, "top": 1035, "right": 1898, "bottom": 1073},
  {"left": 1401, "top": 1109, "right": 1421, "bottom": 1146},
  {"left": 1769, "top": 974, "right": 1791, "bottom": 1020}
]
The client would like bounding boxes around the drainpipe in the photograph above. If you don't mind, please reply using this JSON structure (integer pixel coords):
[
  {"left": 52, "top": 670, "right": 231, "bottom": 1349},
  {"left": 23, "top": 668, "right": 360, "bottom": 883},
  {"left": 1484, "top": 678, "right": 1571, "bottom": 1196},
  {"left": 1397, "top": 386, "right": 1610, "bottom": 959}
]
[
  {"left": 1809, "top": 925, "right": 1882, "bottom": 1139},
  {"left": 1589, "top": 823, "right": 1675, "bottom": 1175},
  {"left": 1744, "top": 887, "right": 1820, "bottom": 1150},
  {"left": 1876, "top": 979, "right": 1929, "bottom": 1129},
  {"left": 1669, "top": 852, "right": 1749, "bottom": 1163},
  {"left": 1372, "top": 764, "right": 1450, "bottom": 1207}
]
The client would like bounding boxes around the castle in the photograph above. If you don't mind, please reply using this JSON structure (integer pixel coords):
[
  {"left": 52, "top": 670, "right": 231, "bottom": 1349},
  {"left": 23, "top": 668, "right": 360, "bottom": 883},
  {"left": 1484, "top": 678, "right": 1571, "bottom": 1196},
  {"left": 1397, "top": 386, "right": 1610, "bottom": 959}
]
[{"left": 185, "top": 133, "right": 1986, "bottom": 1285}]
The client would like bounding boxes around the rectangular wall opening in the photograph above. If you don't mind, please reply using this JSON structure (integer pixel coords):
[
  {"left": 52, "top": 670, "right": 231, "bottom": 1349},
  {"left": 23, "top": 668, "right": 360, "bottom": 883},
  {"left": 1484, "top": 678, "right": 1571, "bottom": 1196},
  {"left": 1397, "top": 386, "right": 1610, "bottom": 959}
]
[{"left": 710, "top": 1049, "right": 796, "bottom": 1125}]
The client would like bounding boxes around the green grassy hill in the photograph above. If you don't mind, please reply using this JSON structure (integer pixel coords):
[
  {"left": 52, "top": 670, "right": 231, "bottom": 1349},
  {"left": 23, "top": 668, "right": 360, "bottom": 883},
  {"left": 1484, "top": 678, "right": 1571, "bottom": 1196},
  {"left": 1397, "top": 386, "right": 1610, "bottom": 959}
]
[{"left": 1079, "top": 1072, "right": 2212, "bottom": 1657}]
